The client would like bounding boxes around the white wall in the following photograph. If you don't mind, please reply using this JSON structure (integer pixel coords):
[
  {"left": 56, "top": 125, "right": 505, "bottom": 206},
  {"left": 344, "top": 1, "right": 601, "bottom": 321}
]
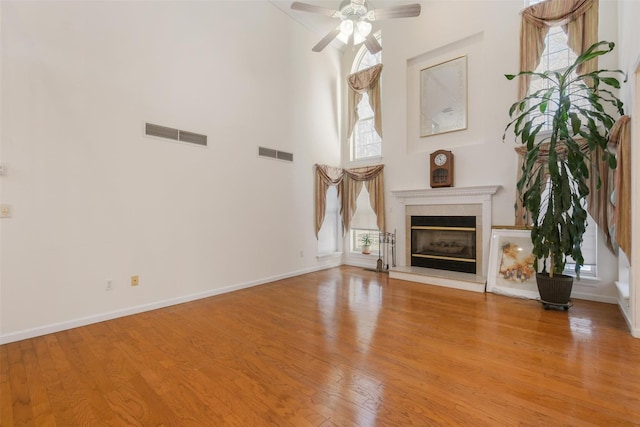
[
  {"left": 342, "top": 0, "right": 623, "bottom": 302},
  {"left": 0, "top": 1, "right": 342, "bottom": 342},
  {"left": 2, "top": 0, "right": 635, "bottom": 343}
]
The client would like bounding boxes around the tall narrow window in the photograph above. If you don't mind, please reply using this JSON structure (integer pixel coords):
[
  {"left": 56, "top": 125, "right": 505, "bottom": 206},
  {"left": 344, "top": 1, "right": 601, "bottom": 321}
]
[
  {"left": 351, "top": 35, "right": 382, "bottom": 161},
  {"left": 527, "top": 26, "right": 590, "bottom": 131},
  {"left": 350, "top": 187, "right": 380, "bottom": 254},
  {"left": 539, "top": 177, "right": 598, "bottom": 278},
  {"left": 523, "top": 0, "right": 599, "bottom": 279},
  {"left": 524, "top": 0, "right": 591, "bottom": 131},
  {"left": 317, "top": 186, "right": 341, "bottom": 256}
]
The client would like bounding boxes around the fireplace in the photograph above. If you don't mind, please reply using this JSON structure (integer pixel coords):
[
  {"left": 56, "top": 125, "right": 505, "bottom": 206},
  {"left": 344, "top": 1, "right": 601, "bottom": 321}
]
[
  {"left": 391, "top": 185, "right": 500, "bottom": 280},
  {"left": 411, "top": 216, "right": 476, "bottom": 273},
  {"left": 389, "top": 186, "right": 500, "bottom": 293}
]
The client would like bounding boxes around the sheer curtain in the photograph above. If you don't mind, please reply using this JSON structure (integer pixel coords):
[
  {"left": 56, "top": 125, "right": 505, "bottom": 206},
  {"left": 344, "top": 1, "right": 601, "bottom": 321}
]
[
  {"left": 518, "top": 0, "right": 599, "bottom": 99},
  {"left": 315, "top": 164, "right": 385, "bottom": 237}
]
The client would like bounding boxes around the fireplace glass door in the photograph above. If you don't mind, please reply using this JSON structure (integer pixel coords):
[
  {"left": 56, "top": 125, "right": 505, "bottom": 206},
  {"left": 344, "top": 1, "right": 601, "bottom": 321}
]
[{"left": 411, "top": 216, "right": 476, "bottom": 274}]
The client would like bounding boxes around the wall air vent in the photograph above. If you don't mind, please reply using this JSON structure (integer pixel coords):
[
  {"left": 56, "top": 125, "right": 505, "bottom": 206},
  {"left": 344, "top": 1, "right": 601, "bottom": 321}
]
[
  {"left": 258, "top": 146, "right": 293, "bottom": 163},
  {"left": 145, "top": 123, "right": 207, "bottom": 147}
]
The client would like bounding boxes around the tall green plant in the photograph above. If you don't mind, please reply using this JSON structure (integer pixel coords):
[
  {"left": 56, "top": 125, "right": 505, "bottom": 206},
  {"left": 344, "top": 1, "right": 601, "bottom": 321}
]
[{"left": 503, "top": 41, "right": 625, "bottom": 278}]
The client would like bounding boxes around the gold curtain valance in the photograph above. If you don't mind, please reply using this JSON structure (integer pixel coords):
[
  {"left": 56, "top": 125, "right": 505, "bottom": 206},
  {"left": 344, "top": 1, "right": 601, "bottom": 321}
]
[
  {"left": 315, "top": 164, "right": 385, "bottom": 238},
  {"left": 518, "top": 0, "right": 599, "bottom": 100},
  {"left": 347, "top": 64, "right": 383, "bottom": 139}
]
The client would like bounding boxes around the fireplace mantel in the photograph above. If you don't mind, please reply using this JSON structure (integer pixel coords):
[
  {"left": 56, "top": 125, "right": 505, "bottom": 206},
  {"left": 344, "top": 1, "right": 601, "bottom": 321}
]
[
  {"left": 391, "top": 185, "right": 500, "bottom": 205},
  {"left": 390, "top": 185, "right": 501, "bottom": 292}
]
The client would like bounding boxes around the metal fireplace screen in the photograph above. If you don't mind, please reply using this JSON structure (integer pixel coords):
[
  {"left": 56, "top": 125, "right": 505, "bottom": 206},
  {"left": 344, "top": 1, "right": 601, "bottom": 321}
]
[{"left": 410, "top": 216, "right": 476, "bottom": 274}]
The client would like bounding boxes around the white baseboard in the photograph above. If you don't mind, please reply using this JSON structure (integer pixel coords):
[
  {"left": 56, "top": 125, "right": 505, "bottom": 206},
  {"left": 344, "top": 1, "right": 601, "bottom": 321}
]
[
  {"left": 3, "top": 259, "right": 635, "bottom": 343},
  {"left": 0, "top": 261, "right": 341, "bottom": 345},
  {"left": 616, "top": 301, "right": 640, "bottom": 338},
  {"left": 571, "top": 291, "right": 618, "bottom": 304},
  {"left": 342, "top": 258, "right": 378, "bottom": 270}
]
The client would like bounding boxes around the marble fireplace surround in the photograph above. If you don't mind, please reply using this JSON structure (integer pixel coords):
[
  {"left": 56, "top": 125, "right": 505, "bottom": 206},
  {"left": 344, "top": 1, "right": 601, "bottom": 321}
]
[{"left": 390, "top": 185, "right": 500, "bottom": 293}]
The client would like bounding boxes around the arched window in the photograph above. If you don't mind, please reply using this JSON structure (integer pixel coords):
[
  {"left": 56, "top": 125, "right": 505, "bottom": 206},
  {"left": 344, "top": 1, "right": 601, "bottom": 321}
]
[
  {"left": 346, "top": 36, "right": 382, "bottom": 254},
  {"left": 350, "top": 35, "right": 382, "bottom": 161}
]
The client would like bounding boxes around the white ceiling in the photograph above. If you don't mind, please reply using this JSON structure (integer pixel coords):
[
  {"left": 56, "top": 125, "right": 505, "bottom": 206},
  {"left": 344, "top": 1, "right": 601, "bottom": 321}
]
[{"left": 269, "top": 0, "right": 415, "bottom": 52}]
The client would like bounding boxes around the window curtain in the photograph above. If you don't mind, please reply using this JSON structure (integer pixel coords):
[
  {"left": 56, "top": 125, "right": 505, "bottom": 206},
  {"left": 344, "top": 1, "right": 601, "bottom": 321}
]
[
  {"left": 513, "top": 125, "right": 627, "bottom": 256},
  {"left": 315, "top": 164, "right": 385, "bottom": 238},
  {"left": 347, "top": 64, "right": 383, "bottom": 139},
  {"left": 602, "top": 115, "right": 632, "bottom": 258},
  {"left": 315, "top": 165, "right": 344, "bottom": 239},
  {"left": 518, "top": 0, "right": 599, "bottom": 100}
]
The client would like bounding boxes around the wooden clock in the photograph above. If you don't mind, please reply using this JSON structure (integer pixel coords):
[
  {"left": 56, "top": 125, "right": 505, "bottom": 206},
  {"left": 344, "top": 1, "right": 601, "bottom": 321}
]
[{"left": 430, "top": 150, "right": 454, "bottom": 188}]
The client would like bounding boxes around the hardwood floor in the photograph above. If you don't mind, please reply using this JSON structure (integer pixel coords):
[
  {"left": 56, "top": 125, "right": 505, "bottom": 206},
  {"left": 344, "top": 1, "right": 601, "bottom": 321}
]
[{"left": 2, "top": 266, "right": 639, "bottom": 426}]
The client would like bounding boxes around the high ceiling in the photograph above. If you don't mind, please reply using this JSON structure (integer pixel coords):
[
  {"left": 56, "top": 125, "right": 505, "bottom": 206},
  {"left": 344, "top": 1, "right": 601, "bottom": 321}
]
[{"left": 269, "top": 1, "right": 413, "bottom": 52}]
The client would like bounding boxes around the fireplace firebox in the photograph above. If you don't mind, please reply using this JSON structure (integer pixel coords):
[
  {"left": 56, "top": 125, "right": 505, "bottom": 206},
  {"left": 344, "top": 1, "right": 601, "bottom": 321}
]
[{"left": 410, "top": 216, "right": 476, "bottom": 274}]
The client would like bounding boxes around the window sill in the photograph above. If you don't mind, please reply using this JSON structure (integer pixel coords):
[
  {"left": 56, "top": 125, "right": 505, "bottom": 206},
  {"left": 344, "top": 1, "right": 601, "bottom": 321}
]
[
  {"left": 347, "top": 156, "right": 383, "bottom": 167},
  {"left": 317, "top": 251, "right": 342, "bottom": 260},
  {"left": 349, "top": 251, "right": 377, "bottom": 257},
  {"left": 569, "top": 275, "right": 600, "bottom": 286}
]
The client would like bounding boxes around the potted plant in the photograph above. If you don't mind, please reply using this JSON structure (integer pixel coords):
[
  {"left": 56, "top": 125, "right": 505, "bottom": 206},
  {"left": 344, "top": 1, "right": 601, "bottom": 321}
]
[
  {"left": 360, "top": 233, "right": 373, "bottom": 254},
  {"left": 503, "top": 41, "right": 625, "bottom": 309}
]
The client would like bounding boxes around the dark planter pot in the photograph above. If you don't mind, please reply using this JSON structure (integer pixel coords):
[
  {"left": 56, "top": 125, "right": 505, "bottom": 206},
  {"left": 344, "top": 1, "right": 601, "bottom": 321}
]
[{"left": 536, "top": 273, "right": 573, "bottom": 309}]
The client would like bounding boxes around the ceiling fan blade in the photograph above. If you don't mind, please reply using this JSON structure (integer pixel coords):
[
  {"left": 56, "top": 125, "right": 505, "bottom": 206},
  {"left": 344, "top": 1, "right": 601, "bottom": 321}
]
[
  {"left": 312, "top": 27, "right": 341, "bottom": 52},
  {"left": 364, "top": 34, "right": 382, "bottom": 54},
  {"left": 371, "top": 4, "right": 421, "bottom": 20},
  {"left": 291, "top": 2, "right": 338, "bottom": 17}
]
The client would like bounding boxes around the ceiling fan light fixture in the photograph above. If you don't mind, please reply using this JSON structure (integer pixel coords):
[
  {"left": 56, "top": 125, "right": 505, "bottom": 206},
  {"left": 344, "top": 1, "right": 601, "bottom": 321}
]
[
  {"left": 292, "top": 0, "right": 421, "bottom": 53},
  {"left": 353, "top": 21, "right": 371, "bottom": 44},
  {"left": 357, "top": 20, "right": 372, "bottom": 37},
  {"left": 339, "top": 19, "right": 354, "bottom": 36}
]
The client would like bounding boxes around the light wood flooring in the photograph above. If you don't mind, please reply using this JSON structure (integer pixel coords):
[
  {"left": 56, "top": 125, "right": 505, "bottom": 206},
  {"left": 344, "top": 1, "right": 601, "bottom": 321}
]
[{"left": 2, "top": 266, "right": 639, "bottom": 426}]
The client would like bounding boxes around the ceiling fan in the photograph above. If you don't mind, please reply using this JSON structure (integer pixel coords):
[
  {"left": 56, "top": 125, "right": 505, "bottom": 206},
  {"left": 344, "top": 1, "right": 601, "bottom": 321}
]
[{"left": 291, "top": 0, "right": 421, "bottom": 54}]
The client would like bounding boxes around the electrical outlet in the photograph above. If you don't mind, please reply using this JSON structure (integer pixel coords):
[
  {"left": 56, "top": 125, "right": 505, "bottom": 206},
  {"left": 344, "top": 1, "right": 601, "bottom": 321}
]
[
  {"left": 131, "top": 275, "right": 139, "bottom": 286},
  {"left": 106, "top": 279, "right": 113, "bottom": 291},
  {"left": 0, "top": 205, "right": 12, "bottom": 218}
]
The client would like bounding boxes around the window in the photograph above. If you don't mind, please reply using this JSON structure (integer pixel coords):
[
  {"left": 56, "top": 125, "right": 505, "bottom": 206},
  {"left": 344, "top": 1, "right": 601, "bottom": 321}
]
[
  {"left": 525, "top": 1, "right": 589, "bottom": 132},
  {"left": 527, "top": 27, "right": 590, "bottom": 132},
  {"left": 317, "top": 186, "right": 341, "bottom": 256},
  {"left": 564, "top": 214, "right": 597, "bottom": 278},
  {"left": 525, "top": 0, "right": 597, "bottom": 279},
  {"left": 352, "top": 229, "right": 380, "bottom": 254},
  {"left": 350, "top": 35, "right": 382, "bottom": 161},
  {"left": 349, "top": 187, "right": 379, "bottom": 254},
  {"left": 347, "top": 38, "right": 383, "bottom": 253},
  {"left": 539, "top": 176, "right": 598, "bottom": 278}
]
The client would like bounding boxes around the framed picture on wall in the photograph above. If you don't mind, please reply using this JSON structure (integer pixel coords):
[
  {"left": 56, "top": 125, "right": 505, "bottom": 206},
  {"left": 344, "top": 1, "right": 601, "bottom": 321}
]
[
  {"left": 420, "top": 55, "right": 467, "bottom": 137},
  {"left": 486, "top": 227, "right": 539, "bottom": 300}
]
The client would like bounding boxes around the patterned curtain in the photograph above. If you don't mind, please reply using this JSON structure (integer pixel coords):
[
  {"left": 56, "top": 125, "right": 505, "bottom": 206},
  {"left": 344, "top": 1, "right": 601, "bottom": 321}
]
[
  {"left": 346, "top": 64, "right": 383, "bottom": 139},
  {"left": 315, "top": 164, "right": 385, "bottom": 237},
  {"left": 518, "top": 0, "right": 599, "bottom": 100}
]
